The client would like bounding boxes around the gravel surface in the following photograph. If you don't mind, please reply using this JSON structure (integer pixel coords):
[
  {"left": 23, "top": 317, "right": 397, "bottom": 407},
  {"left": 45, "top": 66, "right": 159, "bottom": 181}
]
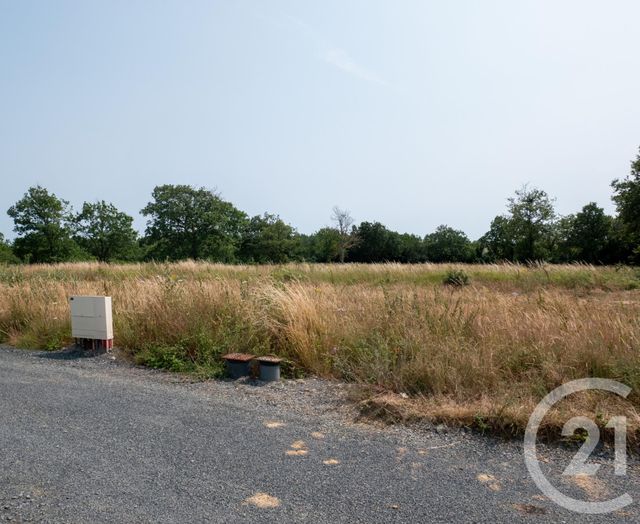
[{"left": 0, "top": 345, "right": 638, "bottom": 523}]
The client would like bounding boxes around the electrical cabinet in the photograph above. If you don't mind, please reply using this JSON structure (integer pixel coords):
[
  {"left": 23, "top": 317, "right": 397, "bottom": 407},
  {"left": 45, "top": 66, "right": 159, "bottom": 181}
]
[{"left": 69, "top": 296, "right": 113, "bottom": 341}]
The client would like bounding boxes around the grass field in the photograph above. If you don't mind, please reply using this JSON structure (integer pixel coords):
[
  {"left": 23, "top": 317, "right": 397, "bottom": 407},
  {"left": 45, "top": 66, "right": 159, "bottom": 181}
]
[{"left": 1, "top": 261, "right": 639, "bottom": 443}]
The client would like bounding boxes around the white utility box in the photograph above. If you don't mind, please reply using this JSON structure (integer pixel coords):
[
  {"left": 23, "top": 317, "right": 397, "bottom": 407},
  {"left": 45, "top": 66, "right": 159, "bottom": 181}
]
[{"left": 69, "top": 296, "right": 113, "bottom": 348}]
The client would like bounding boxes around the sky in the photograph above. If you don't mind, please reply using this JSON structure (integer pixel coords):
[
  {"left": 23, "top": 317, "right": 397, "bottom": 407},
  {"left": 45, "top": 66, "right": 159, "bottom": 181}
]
[{"left": 1, "top": 0, "right": 639, "bottom": 240}]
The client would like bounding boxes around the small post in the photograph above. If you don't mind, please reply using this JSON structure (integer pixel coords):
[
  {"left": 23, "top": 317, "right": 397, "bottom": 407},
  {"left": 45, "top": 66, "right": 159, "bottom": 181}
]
[
  {"left": 221, "top": 353, "right": 255, "bottom": 379},
  {"left": 257, "top": 355, "right": 282, "bottom": 382}
]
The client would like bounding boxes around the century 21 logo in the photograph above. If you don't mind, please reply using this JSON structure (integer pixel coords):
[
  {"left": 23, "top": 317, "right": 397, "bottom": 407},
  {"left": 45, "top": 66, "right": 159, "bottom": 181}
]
[{"left": 524, "top": 378, "right": 632, "bottom": 515}]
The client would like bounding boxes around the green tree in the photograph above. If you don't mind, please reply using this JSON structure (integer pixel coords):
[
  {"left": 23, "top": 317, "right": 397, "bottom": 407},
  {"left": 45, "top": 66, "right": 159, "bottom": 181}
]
[
  {"left": 75, "top": 201, "right": 140, "bottom": 262},
  {"left": 551, "top": 215, "right": 578, "bottom": 263},
  {"left": 607, "top": 217, "right": 634, "bottom": 264},
  {"left": 562, "top": 203, "right": 613, "bottom": 263},
  {"left": 141, "top": 185, "right": 247, "bottom": 261},
  {"left": 507, "top": 186, "right": 556, "bottom": 262},
  {"left": 306, "top": 227, "right": 342, "bottom": 262},
  {"left": 7, "top": 186, "right": 82, "bottom": 263},
  {"left": 478, "top": 216, "right": 515, "bottom": 261},
  {"left": 239, "top": 213, "right": 299, "bottom": 263},
  {"left": 0, "top": 233, "right": 19, "bottom": 264},
  {"left": 349, "top": 222, "right": 401, "bottom": 262},
  {"left": 612, "top": 146, "right": 640, "bottom": 262},
  {"left": 424, "top": 225, "right": 473, "bottom": 263},
  {"left": 396, "top": 233, "right": 426, "bottom": 263}
]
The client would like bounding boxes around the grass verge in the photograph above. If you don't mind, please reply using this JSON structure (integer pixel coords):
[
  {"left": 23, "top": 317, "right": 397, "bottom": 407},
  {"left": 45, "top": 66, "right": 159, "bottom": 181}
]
[{"left": 1, "top": 261, "right": 639, "bottom": 444}]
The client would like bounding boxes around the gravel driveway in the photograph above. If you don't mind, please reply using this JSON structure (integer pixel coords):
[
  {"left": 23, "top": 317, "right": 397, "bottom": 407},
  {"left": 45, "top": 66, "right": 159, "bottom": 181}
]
[{"left": 0, "top": 346, "right": 638, "bottom": 523}]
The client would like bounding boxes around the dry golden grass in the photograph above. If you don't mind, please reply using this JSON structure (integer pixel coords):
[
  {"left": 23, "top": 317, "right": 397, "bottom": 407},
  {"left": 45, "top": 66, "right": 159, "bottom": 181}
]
[{"left": 1, "top": 261, "right": 639, "bottom": 441}]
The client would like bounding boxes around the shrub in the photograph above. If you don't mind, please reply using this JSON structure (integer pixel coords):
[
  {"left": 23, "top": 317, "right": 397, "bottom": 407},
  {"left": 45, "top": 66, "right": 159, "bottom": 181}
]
[{"left": 443, "top": 269, "right": 470, "bottom": 287}]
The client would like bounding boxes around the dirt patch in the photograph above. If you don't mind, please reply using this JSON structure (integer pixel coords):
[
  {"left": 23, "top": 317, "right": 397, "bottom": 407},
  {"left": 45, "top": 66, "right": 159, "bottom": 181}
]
[
  {"left": 566, "top": 474, "right": 610, "bottom": 501},
  {"left": 357, "top": 391, "right": 640, "bottom": 447},
  {"left": 477, "top": 473, "right": 501, "bottom": 492},
  {"left": 244, "top": 492, "right": 281, "bottom": 509},
  {"left": 286, "top": 440, "right": 309, "bottom": 456},
  {"left": 286, "top": 449, "right": 308, "bottom": 456},
  {"left": 512, "top": 503, "right": 546, "bottom": 515},
  {"left": 264, "top": 421, "right": 285, "bottom": 429}
]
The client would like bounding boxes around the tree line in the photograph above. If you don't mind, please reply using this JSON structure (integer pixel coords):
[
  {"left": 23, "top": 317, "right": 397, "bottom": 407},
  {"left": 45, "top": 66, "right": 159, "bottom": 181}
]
[{"left": 1, "top": 147, "right": 639, "bottom": 265}]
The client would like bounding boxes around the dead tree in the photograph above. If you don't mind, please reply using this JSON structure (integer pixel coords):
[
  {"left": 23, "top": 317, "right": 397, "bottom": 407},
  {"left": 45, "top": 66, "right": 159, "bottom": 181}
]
[{"left": 331, "top": 206, "right": 356, "bottom": 263}]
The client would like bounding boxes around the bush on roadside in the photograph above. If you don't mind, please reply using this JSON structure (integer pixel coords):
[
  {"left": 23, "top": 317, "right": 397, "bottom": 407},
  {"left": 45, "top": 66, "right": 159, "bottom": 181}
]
[{"left": 443, "top": 268, "right": 470, "bottom": 287}]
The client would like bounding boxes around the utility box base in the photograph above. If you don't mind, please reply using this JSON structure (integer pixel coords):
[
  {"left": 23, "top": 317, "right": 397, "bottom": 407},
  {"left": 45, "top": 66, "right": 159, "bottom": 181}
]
[{"left": 76, "top": 338, "right": 114, "bottom": 351}]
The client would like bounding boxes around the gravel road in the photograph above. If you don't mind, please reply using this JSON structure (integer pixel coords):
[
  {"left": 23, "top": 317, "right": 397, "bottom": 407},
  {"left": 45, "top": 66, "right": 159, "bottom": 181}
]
[{"left": 0, "top": 346, "right": 638, "bottom": 523}]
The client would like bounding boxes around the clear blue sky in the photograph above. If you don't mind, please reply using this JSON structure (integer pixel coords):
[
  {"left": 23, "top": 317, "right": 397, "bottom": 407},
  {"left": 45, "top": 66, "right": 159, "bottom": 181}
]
[{"left": 1, "top": 0, "right": 639, "bottom": 240}]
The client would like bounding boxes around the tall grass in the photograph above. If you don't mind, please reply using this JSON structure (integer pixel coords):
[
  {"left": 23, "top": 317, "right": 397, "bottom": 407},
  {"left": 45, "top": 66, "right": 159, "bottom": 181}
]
[
  {"left": 1, "top": 262, "right": 639, "bottom": 438},
  {"left": 1, "top": 260, "right": 638, "bottom": 290}
]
